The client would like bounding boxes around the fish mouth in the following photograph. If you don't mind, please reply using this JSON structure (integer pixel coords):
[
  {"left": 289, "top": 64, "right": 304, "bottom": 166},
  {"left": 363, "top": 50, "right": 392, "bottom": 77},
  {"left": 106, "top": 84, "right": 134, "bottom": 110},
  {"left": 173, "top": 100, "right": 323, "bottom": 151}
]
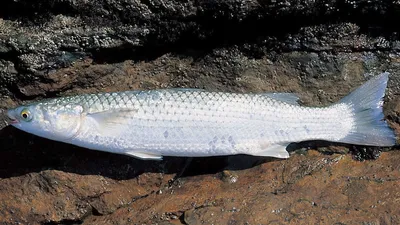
[
  {"left": 9, "top": 119, "right": 19, "bottom": 124},
  {"left": 6, "top": 110, "right": 19, "bottom": 124}
]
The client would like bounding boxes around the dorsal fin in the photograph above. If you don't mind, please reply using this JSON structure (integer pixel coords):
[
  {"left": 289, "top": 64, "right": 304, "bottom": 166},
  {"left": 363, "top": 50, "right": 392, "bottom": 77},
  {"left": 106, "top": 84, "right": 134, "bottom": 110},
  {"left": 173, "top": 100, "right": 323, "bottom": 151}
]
[
  {"left": 168, "top": 88, "right": 205, "bottom": 92},
  {"left": 262, "top": 93, "right": 300, "bottom": 105}
]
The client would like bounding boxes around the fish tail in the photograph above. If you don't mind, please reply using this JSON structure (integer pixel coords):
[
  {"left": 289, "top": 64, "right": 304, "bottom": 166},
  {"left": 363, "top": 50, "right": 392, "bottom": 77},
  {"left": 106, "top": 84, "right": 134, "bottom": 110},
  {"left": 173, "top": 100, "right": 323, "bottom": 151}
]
[{"left": 337, "top": 72, "right": 397, "bottom": 146}]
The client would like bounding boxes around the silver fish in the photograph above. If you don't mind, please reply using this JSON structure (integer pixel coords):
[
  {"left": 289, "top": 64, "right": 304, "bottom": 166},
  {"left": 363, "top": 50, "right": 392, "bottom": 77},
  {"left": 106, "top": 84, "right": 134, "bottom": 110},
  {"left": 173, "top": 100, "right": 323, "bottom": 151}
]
[{"left": 6, "top": 72, "right": 396, "bottom": 160}]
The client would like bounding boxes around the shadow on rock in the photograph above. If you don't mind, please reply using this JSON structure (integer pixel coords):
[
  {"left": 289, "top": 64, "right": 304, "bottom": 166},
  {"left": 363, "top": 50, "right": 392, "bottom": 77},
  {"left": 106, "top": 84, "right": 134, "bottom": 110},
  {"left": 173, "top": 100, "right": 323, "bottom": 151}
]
[
  {"left": 287, "top": 140, "right": 400, "bottom": 161},
  {"left": 0, "top": 126, "right": 185, "bottom": 179},
  {"left": 0, "top": 126, "right": 283, "bottom": 180}
]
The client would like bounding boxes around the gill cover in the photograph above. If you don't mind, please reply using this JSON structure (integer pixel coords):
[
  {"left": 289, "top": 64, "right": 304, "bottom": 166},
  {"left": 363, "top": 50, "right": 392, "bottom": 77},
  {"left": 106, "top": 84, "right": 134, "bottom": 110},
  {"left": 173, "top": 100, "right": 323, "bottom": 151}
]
[{"left": 42, "top": 104, "right": 84, "bottom": 141}]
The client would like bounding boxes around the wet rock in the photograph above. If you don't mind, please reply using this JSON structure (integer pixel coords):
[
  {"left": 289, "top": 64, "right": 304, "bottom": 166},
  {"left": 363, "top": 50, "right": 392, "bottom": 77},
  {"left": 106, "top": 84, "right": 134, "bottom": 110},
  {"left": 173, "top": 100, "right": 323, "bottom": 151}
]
[{"left": 0, "top": 0, "right": 400, "bottom": 224}]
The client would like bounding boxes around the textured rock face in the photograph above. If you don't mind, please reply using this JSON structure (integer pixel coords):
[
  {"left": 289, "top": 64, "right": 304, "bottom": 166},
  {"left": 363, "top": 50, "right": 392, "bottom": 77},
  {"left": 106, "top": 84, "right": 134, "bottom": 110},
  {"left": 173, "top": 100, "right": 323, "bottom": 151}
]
[{"left": 0, "top": 0, "right": 400, "bottom": 224}]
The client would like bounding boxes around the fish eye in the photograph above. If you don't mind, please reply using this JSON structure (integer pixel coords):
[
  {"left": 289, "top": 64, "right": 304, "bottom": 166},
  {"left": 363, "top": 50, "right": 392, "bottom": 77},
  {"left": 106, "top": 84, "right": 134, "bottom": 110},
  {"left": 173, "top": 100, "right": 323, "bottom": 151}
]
[{"left": 20, "top": 108, "right": 33, "bottom": 122}]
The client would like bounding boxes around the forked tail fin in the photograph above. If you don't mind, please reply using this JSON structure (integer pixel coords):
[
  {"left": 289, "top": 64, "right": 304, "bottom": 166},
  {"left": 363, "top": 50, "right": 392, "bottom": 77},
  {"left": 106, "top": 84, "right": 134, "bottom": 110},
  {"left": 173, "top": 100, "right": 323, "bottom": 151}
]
[{"left": 338, "top": 72, "right": 396, "bottom": 146}]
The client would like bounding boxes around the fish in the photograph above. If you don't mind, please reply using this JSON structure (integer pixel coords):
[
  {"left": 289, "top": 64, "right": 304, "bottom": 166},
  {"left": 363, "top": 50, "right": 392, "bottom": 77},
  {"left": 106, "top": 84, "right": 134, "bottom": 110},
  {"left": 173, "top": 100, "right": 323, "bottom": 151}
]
[{"left": 6, "top": 72, "right": 397, "bottom": 160}]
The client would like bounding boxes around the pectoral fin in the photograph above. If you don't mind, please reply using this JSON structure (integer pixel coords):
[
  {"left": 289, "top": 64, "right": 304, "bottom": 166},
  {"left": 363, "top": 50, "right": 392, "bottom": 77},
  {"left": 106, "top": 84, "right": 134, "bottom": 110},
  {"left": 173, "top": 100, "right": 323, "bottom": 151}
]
[
  {"left": 125, "top": 151, "right": 163, "bottom": 160},
  {"left": 87, "top": 109, "right": 138, "bottom": 136},
  {"left": 88, "top": 109, "right": 138, "bottom": 124}
]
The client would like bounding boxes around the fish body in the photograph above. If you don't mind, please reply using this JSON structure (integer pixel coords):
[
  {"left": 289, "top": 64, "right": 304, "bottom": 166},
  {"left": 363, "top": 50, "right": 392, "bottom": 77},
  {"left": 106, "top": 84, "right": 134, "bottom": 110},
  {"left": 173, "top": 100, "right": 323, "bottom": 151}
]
[{"left": 7, "top": 73, "right": 396, "bottom": 160}]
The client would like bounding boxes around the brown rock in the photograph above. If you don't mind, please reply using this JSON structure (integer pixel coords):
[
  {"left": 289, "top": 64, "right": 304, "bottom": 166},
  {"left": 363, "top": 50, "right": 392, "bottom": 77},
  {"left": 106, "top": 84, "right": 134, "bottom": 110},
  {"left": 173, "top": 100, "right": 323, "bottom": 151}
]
[{"left": 76, "top": 151, "right": 400, "bottom": 224}]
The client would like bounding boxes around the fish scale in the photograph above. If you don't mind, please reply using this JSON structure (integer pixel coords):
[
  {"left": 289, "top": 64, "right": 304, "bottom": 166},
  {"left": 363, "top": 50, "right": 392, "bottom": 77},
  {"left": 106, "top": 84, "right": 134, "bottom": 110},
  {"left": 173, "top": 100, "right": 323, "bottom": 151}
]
[
  {"left": 56, "top": 91, "right": 351, "bottom": 155},
  {"left": 6, "top": 73, "right": 397, "bottom": 160}
]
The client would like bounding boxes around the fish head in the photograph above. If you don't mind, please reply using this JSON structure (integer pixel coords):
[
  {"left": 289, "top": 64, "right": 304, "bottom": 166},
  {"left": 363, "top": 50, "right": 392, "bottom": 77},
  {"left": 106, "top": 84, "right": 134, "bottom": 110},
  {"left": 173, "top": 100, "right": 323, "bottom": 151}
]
[{"left": 7, "top": 102, "right": 84, "bottom": 141}]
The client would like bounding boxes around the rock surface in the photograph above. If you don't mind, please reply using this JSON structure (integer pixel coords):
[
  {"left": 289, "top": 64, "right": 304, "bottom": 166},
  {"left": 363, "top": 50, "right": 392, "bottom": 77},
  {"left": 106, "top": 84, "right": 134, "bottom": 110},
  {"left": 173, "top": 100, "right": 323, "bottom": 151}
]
[{"left": 0, "top": 0, "right": 400, "bottom": 224}]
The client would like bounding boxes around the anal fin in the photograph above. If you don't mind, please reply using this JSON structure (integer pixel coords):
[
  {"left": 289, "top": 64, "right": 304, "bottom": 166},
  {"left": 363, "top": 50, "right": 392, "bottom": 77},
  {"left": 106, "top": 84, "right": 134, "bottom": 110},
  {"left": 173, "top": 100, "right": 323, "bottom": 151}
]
[
  {"left": 250, "top": 143, "right": 290, "bottom": 158},
  {"left": 124, "top": 151, "right": 163, "bottom": 160}
]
